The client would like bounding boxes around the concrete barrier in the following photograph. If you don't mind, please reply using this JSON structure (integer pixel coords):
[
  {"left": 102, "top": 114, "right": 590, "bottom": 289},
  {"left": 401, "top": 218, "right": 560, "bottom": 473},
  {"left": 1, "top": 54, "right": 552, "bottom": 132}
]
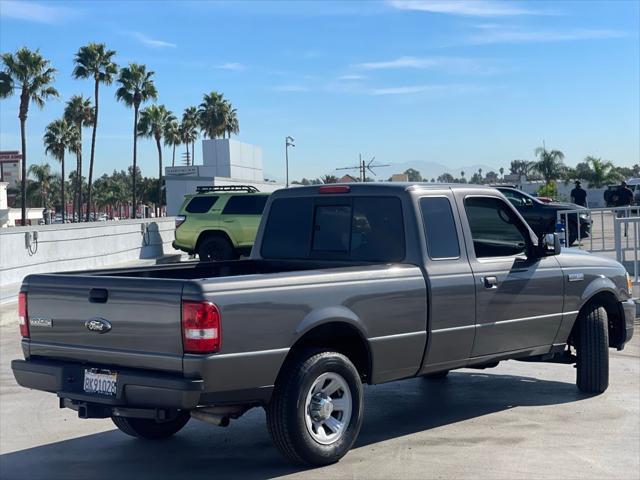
[{"left": 0, "top": 218, "right": 182, "bottom": 302}]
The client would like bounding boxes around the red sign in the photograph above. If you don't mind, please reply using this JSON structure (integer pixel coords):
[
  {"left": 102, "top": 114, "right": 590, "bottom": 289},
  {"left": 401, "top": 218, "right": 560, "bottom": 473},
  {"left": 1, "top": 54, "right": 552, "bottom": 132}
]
[{"left": 0, "top": 151, "right": 22, "bottom": 161}]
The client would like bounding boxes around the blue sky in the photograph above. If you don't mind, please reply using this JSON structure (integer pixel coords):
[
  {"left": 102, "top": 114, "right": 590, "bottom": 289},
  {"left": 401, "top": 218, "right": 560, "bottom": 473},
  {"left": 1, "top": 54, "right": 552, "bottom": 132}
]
[{"left": 0, "top": 0, "right": 638, "bottom": 181}]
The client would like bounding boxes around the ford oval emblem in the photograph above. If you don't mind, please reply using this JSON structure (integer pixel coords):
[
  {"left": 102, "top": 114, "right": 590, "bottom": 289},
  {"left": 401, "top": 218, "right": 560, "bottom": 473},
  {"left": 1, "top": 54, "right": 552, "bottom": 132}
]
[{"left": 85, "top": 318, "right": 112, "bottom": 334}]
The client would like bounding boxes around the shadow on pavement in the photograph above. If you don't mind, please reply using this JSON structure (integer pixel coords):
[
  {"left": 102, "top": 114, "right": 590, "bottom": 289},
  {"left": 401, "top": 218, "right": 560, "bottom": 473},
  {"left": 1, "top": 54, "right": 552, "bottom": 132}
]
[{"left": 0, "top": 370, "right": 588, "bottom": 480}]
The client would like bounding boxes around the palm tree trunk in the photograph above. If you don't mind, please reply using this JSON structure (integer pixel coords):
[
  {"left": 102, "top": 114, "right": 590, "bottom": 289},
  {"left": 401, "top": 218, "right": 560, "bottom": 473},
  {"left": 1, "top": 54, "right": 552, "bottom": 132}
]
[
  {"left": 185, "top": 142, "right": 190, "bottom": 166},
  {"left": 192, "top": 141, "right": 195, "bottom": 163},
  {"left": 19, "top": 115, "right": 27, "bottom": 225},
  {"left": 132, "top": 104, "right": 139, "bottom": 219},
  {"left": 86, "top": 80, "right": 99, "bottom": 222},
  {"left": 61, "top": 154, "right": 65, "bottom": 223},
  {"left": 156, "top": 136, "right": 163, "bottom": 218},
  {"left": 172, "top": 144, "right": 175, "bottom": 167},
  {"left": 76, "top": 148, "right": 82, "bottom": 222}
]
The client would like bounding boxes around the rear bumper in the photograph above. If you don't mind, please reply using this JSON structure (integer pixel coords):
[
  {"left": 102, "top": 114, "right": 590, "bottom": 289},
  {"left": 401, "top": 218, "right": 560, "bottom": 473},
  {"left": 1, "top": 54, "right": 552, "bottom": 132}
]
[
  {"left": 11, "top": 358, "right": 203, "bottom": 410},
  {"left": 172, "top": 240, "right": 194, "bottom": 255},
  {"left": 621, "top": 299, "right": 636, "bottom": 348}
]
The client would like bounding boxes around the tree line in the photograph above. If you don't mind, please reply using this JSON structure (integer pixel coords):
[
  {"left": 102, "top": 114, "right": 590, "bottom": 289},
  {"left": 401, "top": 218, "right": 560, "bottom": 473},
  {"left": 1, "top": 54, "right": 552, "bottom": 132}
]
[
  {"left": 0, "top": 44, "right": 240, "bottom": 223},
  {"left": 291, "top": 147, "right": 638, "bottom": 195}
]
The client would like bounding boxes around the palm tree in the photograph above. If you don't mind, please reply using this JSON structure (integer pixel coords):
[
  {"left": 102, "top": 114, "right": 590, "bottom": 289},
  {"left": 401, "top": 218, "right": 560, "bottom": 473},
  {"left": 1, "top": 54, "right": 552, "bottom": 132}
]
[
  {"left": 63, "top": 95, "right": 95, "bottom": 221},
  {"left": 499, "top": 167, "right": 504, "bottom": 179},
  {"left": 0, "top": 47, "right": 58, "bottom": 224},
  {"left": 164, "top": 120, "right": 181, "bottom": 167},
  {"left": 182, "top": 106, "right": 199, "bottom": 162},
  {"left": 138, "top": 104, "right": 175, "bottom": 217},
  {"left": 534, "top": 147, "right": 565, "bottom": 185},
  {"left": 225, "top": 106, "right": 239, "bottom": 138},
  {"left": 115, "top": 63, "right": 157, "bottom": 218},
  {"left": 72, "top": 43, "right": 117, "bottom": 221},
  {"left": 320, "top": 174, "right": 338, "bottom": 184},
  {"left": 198, "top": 91, "right": 226, "bottom": 139},
  {"left": 179, "top": 120, "right": 198, "bottom": 166},
  {"left": 43, "top": 119, "right": 76, "bottom": 222},
  {"left": 583, "top": 156, "right": 623, "bottom": 188},
  {"left": 28, "top": 163, "right": 54, "bottom": 209}
]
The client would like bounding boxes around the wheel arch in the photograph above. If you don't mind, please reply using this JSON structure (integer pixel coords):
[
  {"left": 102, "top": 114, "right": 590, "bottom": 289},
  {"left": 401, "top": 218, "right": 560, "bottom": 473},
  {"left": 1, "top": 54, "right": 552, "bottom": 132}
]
[
  {"left": 570, "top": 289, "right": 625, "bottom": 349},
  {"left": 195, "top": 229, "right": 237, "bottom": 252},
  {"left": 281, "top": 318, "right": 372, "bottom": 384}
]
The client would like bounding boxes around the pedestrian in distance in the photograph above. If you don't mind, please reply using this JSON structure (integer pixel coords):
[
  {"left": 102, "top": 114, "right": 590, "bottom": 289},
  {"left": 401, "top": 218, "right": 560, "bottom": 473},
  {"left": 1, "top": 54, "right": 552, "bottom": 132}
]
[
  {"left": 570, "top": 180, "right": 587, "bottom": 207},
  {"left": 615, "top": 181, "right": 634, "bottom": 236}
]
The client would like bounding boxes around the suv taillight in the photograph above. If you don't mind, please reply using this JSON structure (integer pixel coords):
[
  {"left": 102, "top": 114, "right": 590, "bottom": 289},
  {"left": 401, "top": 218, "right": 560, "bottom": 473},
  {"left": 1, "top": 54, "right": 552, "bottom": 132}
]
[
  {"left": 181, "top": 301, "right": 221, "bottom": 353},
  {"left": 18, "top": 292, "right": 29, "bottom": 338},
  {"left": 175, "top": 215, "right": 186, "bottom": 229}
]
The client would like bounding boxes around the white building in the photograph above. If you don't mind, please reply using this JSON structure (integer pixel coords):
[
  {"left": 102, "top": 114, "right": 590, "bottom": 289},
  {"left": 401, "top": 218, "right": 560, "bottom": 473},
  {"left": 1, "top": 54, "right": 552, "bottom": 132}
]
[
  {"left": 165, "top": 139, "right": 284, "bottom": 215},
  {"left": 0, "top": 182, "right": 43, "bottom": 227}
]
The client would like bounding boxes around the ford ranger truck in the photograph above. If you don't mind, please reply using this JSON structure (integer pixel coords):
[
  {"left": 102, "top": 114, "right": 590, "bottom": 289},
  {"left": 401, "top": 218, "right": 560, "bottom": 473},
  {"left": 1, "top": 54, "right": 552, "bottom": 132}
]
[{"left": 12, "top": 183, "right": 635, "bottom": 466}]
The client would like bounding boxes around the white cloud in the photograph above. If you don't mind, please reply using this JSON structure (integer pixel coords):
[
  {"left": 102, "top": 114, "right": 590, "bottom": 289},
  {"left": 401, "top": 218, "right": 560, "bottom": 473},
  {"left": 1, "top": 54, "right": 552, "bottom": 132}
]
[
  {"left": 354, "top": 56, "right": 495, "bottom": 74},
  {"left": 337, "top": 74, "right": 366, "bottom": 81},
  {"left": 388, "top": 0, "right": 540, "bottom": 17},
  {"left": 127, "top": 31, "right": 176, "bottom": 48},
  {"left": 470, "top": 24, "right": 628, "bottom": 44},
  {"left": 0, "top": 0, "right": 78, "bottom": 24},
  {"left": 216, "top": 62, "right": 248, "bottom": 71}
]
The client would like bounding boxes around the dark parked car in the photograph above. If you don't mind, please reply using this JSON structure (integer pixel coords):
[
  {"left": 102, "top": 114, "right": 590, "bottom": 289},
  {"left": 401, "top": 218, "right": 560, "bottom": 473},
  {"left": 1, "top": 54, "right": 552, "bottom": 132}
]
[{"left": 496, "top": 186, "right": 590, "bottom": 245}]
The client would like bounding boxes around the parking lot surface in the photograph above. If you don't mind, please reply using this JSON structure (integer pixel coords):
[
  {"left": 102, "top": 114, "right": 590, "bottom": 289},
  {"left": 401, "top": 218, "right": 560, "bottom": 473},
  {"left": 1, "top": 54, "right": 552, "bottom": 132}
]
[{"left": 0, "top": 303, "right": 638, "bottom": 480}]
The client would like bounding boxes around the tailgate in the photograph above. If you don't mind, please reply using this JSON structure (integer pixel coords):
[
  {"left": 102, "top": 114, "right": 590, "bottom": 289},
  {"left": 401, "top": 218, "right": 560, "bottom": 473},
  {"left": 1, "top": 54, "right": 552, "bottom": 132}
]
[{"left": 23, "top": 274, "right": 186, "bottom": 373}]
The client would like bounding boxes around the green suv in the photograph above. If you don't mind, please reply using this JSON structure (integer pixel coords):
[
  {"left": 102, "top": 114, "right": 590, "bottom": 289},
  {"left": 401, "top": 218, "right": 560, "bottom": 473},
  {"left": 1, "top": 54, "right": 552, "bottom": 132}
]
[{"left": 173, "top": 186, "right": 270, "bottom": 261}]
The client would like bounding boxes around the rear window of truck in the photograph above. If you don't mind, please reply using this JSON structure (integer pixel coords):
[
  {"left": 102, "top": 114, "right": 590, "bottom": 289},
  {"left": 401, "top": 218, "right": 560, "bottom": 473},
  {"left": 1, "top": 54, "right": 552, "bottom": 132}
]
[
  {"left": 185, "top": 196, "right": 219, "bottom": 213},
  {"left": 261, "top": 196, "right": 405, "bottom": 262}
]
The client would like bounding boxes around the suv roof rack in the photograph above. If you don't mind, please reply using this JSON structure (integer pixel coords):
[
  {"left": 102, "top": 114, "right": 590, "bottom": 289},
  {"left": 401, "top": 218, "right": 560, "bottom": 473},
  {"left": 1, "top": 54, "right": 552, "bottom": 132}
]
[{"left": 195, "top": 185, "right": 260, "bottom": 194}]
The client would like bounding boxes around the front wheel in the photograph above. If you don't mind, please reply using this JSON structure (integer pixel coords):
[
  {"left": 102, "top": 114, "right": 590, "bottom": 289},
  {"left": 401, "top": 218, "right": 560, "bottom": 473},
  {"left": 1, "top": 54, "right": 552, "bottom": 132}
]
[
  {"left": 112, "top": 411, "right": 190, "bottom": 439},
  {"left": 266, "top": 350, "right": 364, "bottom": 466},
  {"left": 576, "top": 304, "right": 609, "bottom": 394}
]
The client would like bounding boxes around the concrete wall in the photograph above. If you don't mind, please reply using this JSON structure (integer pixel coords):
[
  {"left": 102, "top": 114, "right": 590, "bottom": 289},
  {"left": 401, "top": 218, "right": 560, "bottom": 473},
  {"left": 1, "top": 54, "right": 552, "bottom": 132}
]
[{"left": 0, "top": 218, "right": 181, "bottom": 300}]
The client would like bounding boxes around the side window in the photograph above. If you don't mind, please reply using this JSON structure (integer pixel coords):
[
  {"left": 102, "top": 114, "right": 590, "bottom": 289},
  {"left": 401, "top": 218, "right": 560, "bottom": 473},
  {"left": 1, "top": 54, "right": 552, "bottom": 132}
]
[
  {"left": 464, "top": 196, "right": 528, "bottom": 258},
  {"left": 420, "top": 197, "right": 460, "bottom": 259},
  {"left": 222, "top": 195, "right": 268, "bottom": 215},
  {"left": 185, "top": 196, "right": 218, "bottom": 213},
  {"left": 350, "top": 197, "right": 405, "bottom": 261}
]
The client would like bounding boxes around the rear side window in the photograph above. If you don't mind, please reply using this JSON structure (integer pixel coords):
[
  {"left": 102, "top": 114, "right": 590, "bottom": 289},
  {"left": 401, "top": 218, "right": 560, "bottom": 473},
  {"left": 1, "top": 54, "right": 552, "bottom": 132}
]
[
  {"left": 185, "top": 196, "right": 218, "bottom": 213},
  {"left": 261, "top": 196, "right": 405, "bottom": 262},
  {"left": 420, "top": 197, "right": 460, "bottom": 259},
  {"left": 222, "top": 195, "right": 268, "bottom": 215}
]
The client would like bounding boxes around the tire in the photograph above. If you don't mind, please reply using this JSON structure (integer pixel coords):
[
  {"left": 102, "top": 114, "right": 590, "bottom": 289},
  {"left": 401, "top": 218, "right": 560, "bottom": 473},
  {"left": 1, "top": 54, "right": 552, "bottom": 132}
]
[
  {"left": 423, "top": 370, "right": 449, "bottom": 380},
  {"left": 112, "top": 411, "right": 190, "bottom": 439},
  {"left": 198, "top": 235, "right": 236, "bottom": 262},
  {"left": 576, "top": 304, "right": 609, "bottom": 394},
  {"left": 266, "top": 350, "right": 364, "bottom": 466}
]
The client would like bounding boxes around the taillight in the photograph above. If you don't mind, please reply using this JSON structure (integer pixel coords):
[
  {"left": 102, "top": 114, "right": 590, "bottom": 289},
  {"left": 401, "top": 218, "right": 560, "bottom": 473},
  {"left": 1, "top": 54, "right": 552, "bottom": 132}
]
[
  {"left": 175, "top": 215, "right": 186, "bottom": 229},
  {"left": 319, "top": 185, "right": 350, "bottom": 194},
  {"left": 18, "top": 292, "right": 29, "bottom": 338},
  {"left": 181, "top": 301, "right": 221, "bottom": 353}
]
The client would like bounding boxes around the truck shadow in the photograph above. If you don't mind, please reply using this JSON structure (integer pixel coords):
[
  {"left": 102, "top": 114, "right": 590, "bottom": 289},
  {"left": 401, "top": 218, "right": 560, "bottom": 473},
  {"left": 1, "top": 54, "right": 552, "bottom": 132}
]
[{"left": 0, "top": 370, "right": 588, "bottom": 480}]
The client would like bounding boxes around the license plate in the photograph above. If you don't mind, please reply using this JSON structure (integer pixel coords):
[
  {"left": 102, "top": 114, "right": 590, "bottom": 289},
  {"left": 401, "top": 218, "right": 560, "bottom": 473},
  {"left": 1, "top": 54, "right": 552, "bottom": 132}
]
[{"left": 83, "top": 369, "right": 117, "bottom": 396}]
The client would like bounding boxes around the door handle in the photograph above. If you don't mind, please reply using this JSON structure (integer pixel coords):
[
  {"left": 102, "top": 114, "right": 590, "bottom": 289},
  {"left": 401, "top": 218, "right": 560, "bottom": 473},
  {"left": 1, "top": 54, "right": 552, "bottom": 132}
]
[
  {"left": 483, "top": 276, "right": 498, "bottom": 289},
  {"left": 223, "top": 219, "right": 235, "bottom": 223}
]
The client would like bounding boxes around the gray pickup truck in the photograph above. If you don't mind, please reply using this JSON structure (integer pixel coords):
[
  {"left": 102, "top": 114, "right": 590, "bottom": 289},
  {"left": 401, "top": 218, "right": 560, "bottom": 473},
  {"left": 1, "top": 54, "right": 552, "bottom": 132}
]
[{"left": 12, "top": 183, "right": 635, "bottom": 466}]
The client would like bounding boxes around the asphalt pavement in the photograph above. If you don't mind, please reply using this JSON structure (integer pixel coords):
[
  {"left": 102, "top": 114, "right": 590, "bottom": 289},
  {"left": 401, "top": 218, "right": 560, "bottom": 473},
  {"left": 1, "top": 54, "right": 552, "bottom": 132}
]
[{"left": 0, "top": 302, "right": 638, "bottom": 480}]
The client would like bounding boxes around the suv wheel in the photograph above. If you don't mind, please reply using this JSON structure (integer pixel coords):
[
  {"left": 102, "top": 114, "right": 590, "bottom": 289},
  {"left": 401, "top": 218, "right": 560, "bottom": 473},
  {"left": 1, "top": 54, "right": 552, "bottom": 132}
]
[
  {"left": 112, "top": 411, "right": 190, "bottom": 439},
  {"left": 266, "top": 350, "right": 363, "bottom": 466},
  {"left": 576, "top": 304, "right": 609, "bottom": 394},
  {"left": 198, "top": 235, "right": 236, "bottom": 262},
  {"left": 423, "top": 370, "right": 449, "bottom": 380}
]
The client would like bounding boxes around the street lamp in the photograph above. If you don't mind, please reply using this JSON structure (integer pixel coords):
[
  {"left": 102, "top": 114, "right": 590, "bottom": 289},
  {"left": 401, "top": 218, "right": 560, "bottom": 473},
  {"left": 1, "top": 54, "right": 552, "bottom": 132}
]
[{"left": 285, "top": 136, "right": 295, "bottom": 188}]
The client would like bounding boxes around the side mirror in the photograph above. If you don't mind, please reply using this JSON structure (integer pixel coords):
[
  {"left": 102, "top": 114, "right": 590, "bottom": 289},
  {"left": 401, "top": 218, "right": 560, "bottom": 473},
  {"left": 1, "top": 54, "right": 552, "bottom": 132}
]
[{"left": 541, "top": 233, "right": 561, "bottom": 256}]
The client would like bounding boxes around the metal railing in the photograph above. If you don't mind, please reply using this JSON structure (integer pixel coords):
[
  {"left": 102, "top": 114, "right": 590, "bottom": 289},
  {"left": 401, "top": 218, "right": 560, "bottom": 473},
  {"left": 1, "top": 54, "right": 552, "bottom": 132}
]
[{"left": 614, "top": 216, "right": 640, "bottom": 283}]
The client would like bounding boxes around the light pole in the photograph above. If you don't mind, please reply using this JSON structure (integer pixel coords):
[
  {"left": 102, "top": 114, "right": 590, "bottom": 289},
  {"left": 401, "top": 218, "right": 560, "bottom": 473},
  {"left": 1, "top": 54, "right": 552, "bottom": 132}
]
[{"left": 285, "top": 136, "right": 295, "bottom": 187}]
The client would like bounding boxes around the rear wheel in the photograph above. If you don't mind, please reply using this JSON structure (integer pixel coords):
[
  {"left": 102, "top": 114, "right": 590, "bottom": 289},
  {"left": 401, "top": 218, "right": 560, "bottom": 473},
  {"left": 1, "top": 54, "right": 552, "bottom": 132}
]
[
  {"left": 576, "top": 304, "right": 609, "bottom": 394},
  {"left": 198, "top": 235, "right": 236, "bottom": 262},
  {"left": 266, "top": 350, "right": 363, "bottom": 466},
  {"left": 112, "top": 411, "right": 190, "bottom": 439}
]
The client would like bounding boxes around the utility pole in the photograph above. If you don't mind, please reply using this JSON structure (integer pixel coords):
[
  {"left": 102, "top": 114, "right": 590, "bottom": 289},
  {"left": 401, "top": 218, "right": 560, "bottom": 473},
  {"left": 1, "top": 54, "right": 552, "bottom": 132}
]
[{"left": 285, "top": 136, "right": 295, "bottom": 187}]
